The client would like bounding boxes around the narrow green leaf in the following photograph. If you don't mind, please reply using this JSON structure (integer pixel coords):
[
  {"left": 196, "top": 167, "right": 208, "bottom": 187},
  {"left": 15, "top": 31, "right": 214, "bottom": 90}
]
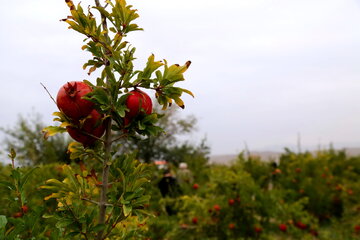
[
  {"left": 123, "top": 204, "right": 132, "bottom": 217},
  {"left": 0, "top": 215, "right": 7, "bottom": 229},
  {"left": 19, "top": 167, "right": 39, "bottom": 191}
]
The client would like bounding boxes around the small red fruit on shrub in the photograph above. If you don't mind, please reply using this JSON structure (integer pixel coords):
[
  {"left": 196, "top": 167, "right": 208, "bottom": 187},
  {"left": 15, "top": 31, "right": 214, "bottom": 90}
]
[
  {"left": 125, "top": 89, "right": 152, "bottom": 119},
  {"left": 13, "top": 212, "right": 23, "bottom": 218},
  {"left": 309, "top": 229, "right": 318, "bottom": 236},
  {"left": 254, "top": 226, "right": 262, "bottom": 234},
  {"left": 21, "top": 205, "right": 29, "bottom": 213},
  {"left": 180, "top": 223, "right": 189, "bottom": 229},
  {"left": 335, "top": 184, "right": 342, "bottom": 191},
  {"left": 228, "top": 199, "right": 235, "bottom": 206},
  {"left": 347, "top": 189, "right": 354, "bottom": 195},
  {"left": 229, "top": 223, "right": 235, "bottom": 230},
  {"left": 272, "top": 168, "right": 282, "bottom": 174},
  {"left": 57, "top": 81, "right": 94, "bottom": 120},
  {"left": 295, "top": 221, "right": 307, "bottom": 230},
  {"left": 355, "top": 225, "right": 360, "bottom": 234},
  {"left": 192, "top": 183, "right": 199, "bottom": 190},
  {"left": 295, "top": 168, "right": 302, "bottom": 173},
  {"left": 192, "top": 217, "right": 198, "bottom": 224},
  {"left": 279, "top": 223, "right": 287, "bottom": 232},
  {"left": 66, "top": 110, "right": 105, "bottom": 146},
  {"left": 213, "top": 204, "right": 221, "bottom": 211}
]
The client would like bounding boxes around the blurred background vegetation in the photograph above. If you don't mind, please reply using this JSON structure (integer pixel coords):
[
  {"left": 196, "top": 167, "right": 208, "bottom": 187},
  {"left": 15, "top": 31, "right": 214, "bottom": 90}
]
[{"left": 1, "top": 110, "right": 360, "bottom": 239}]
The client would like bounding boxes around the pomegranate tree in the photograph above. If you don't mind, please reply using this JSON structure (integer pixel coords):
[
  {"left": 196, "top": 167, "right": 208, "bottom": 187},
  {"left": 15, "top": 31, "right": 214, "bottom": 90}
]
[{"left": 41, "top": 0, "right": 193, "bottom": 239}]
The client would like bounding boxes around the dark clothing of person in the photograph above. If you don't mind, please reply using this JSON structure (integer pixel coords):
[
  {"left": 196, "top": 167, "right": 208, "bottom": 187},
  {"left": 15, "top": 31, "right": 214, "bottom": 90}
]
[{"left": 158, "top": 175, "right": 182, "bottom": 198}]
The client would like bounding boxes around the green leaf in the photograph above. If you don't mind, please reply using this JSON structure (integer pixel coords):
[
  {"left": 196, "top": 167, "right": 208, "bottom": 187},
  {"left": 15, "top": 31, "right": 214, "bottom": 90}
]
[
  {"left": 85, "top": 87, "right": 110, "bottom": 106},
  {"left": 92, "top": 224, "right": 106, "bottom": 232},
  {"left": 42, "top": 126, "right": 66, "bottom": 139},
  {"left": 181, "top": 88, "right": 195, "bottom": 98},
  {"left": 161, "top": 61, "right": 191, "bottom": 85},
  {"left": 66, "top": 231, "right": 81, "bottom": 238},
  {"left": 0, "top": 215, "right": 7, "bottom": 229},
  {"left": 132, "top": 178, "right": 150, "bottom": 191},
  {"left": 0, "top": 180, "right": 15, "bottom": 191},
  {"left": 56, "top": 218, "right": 74, "bottom": 229},
  {"left": 141, "top": 54, "right": 164, "bottom": 79},
  {"left": 93, "top": 6, "right": 111, "bottom": 18},
  {"left": 10, "top": 169, "right": 21, "bottom": 182},
  {"left": 123, "top": 204, "right": 132, "bottom": 217},
  {"left": 42, "top": 214, "right": 54, "bottom": 219},
  {"left": 65, "top": 20, "right": 84, "bottom": 34},
  {"left": 19, "top": 167, "right": 38, "bottom": 191},
  {"left": 116, "top": 167, "right": 126, "bottom": 195}
]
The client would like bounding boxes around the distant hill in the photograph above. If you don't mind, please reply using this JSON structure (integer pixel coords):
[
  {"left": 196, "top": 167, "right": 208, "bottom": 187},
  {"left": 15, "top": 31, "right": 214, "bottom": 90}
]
[{"left": 209, "top": 147, "right": 360, "bottom": 164}]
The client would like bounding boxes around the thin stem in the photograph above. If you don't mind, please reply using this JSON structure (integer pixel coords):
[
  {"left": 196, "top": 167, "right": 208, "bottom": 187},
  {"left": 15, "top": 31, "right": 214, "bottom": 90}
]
[
  {"left": 81, "top": 197, "right": 113, "bottom": 207},
  {"left": 110, "top": 133, "right": 127, "bottom": 143},
  {"left": 81, "top": 197, "right": 100, "bottom": 205},
  {"left": 40, "top": 82, "right": 57, "bottom": 105},
  {"left": 80, "top": 129, "right": 105, "bottom": 142}
]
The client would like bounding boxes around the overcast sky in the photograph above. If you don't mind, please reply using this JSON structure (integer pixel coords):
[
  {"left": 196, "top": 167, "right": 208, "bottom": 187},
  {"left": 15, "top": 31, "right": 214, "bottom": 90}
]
[{"left": 1, "top": 0, "right": 360, "bottom": 155}]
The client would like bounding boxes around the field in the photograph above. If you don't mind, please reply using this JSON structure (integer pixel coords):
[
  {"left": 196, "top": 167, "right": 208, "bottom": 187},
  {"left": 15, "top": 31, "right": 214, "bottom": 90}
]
[{"left": 1, "top": 148, "right": 360, "bottom": 239}]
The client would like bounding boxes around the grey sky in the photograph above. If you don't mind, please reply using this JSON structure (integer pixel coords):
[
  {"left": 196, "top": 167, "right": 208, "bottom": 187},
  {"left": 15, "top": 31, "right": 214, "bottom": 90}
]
[{"left": 1, "top": 0, "right": 360, "bottom": 155}]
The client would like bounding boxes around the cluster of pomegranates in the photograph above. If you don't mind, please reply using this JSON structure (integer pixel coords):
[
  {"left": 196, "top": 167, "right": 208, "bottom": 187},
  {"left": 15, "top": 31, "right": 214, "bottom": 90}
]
[{"left": 56, "top": 81, "right": 152, "bottom": 146}]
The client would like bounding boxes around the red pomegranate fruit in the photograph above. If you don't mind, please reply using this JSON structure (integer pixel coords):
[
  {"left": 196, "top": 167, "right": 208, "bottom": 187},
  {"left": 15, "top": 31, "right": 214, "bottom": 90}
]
[
  {"left": 125, "top": 89, "right": 152, "bottom": 120},
  {"left": 57, "top": 81, "right": 94, "bottom": 120},
  {"left": 228, "top": 199, "right": 235, "bottom": 206},
  {"left": 295, "top": 221, "right": 307, "bottom": 230},
  {"left": 279, "top": 223, "right": 287, "bottom": 232},
  {"left": 229, "top": 223, "right": 235, "bottom": 230},
  {"left": 21, "top": 205, "right": 29, "bottom": 214},
  {"left": 66, "top": 110, "right": 105, "bottom": 146},
  {"left": 254, "top": 226, "right": 263, "bottom": 234},
  {"left": 213, "top": 204, "right": 221, "bottom": 211}
]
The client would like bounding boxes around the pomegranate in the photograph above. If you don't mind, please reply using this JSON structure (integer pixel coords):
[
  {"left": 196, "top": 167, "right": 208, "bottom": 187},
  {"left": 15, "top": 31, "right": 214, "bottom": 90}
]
[
  {"left": 229, "top": 223, "right": 235, "bottom": 230},
  {"left": 228, "top": 199, "right": 235, "bottom": 206},
  {"left": 66, "top": 109, "right": 105, "bottom": 146},
  {"left": 57, "top": 81, "right": 94, "bottom": 120},
  {"left": 279, "top": 223, "right": 287, "bottom": 232},
  {"left": 13, "top": 212, "right": 23, "bottom": 218},
  {"left": 21, "top": 205, "right": 29, "bottom": 213},
  {"left": 192, "top": 183, "right": 199, "bottom": 190},
  {"left": 254, "top": 226, "right": 263, "bottom": 234},
  {"left": 213, "top": 204, "right": 221, "bottom": 211},
  {"left": 125, "top": 89, "right": 152, "bottom": 120},
  {"left": 295, "top": 221, "right": 307, "bottom": 230}
]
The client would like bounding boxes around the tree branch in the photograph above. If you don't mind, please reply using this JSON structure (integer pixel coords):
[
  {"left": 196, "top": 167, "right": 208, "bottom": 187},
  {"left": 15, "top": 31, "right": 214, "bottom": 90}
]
[{"left": 94, "top": 2, "right": 113, "bottom": 239}]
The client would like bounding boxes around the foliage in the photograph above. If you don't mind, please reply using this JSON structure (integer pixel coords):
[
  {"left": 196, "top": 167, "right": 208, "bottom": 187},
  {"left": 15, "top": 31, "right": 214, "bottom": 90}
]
[
  {"left": 1, "top": 147, "right": 360, "bottom": 239},
  {"left": 116, "top": 106, "right": 198, "bottom": 163},
  {"left": 142, "top": 149, "right": 360, "bottom": 240}
]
